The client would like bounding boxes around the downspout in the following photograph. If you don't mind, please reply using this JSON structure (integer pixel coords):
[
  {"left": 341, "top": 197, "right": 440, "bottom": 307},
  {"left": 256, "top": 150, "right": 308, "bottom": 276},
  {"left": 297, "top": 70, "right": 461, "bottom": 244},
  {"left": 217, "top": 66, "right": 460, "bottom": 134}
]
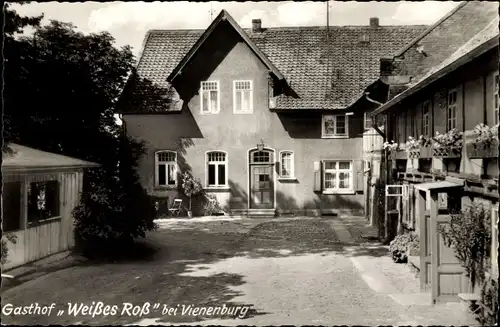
[{"left": 365, "top": 92, "right": 386, "bottom": 139}]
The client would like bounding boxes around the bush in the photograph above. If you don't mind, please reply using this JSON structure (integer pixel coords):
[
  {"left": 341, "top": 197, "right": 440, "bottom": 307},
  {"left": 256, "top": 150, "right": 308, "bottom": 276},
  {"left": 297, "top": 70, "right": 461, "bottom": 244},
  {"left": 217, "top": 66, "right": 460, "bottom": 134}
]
[
  {"left": 73, "top": 136, "right": 158, "bottom": 259},
  {"left": 439, "top": 203, "right": 491, "bottom": 289},
  {"left": 389, "top": 232, "right": 419, "bottom": 263},
  {"left": 1, "top": 233, "right": 17, "bottom": 265}
]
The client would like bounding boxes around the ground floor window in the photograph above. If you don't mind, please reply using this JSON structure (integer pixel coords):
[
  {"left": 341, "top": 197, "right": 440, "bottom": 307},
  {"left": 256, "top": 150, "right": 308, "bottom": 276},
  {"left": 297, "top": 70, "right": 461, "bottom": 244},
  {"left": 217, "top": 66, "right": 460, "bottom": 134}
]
[
  {"left": 27, "top": 180, "right": 60, "bottom": 224},
  {"left": 156, "top": 151, "right": 177, "bottom": 187},
  {"left": 323, "top": 160, "right": 353, "bottom": 193},
  {"left": 207, "top": 151, "right": 227, "bottom": 187},
  {"left": 2, "top": 181, "right": 22, "bottom": 231},
  {"left": 279, "top": 151, "right": 294, "bottom": 178}
]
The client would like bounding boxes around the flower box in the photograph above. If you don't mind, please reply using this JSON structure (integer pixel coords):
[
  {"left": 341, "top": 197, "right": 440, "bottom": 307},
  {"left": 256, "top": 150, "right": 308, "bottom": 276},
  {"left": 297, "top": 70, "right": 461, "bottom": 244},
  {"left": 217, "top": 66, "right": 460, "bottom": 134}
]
[
  {"left": 466, "top": 139, "right": 499, "bottom": 159},
  {"left": 408, "top": 146, "right": 433, "bottom": 159},
  {"left": 432, "top": 146, "right": 462, "bottom": 158},
  {"left": 390, "top": 150, "right": 407, "bottom": 160}
]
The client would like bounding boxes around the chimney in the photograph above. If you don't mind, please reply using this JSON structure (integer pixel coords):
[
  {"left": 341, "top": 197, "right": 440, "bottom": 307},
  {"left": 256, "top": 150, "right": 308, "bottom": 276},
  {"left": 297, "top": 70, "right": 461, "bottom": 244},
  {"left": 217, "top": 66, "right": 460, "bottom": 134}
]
[
  {"left": 370, "top": 17, "right": 379, "bottom": 28},
  {"left": 252, "top": 19, "right": 262, "bottom": 33}
]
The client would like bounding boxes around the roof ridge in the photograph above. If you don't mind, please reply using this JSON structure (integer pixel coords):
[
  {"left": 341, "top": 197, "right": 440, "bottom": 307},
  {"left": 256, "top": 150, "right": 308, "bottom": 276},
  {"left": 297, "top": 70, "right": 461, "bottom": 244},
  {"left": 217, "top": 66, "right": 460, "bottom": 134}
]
[{"left": 393, "top": 1, "right": 467, "bottom": 57}]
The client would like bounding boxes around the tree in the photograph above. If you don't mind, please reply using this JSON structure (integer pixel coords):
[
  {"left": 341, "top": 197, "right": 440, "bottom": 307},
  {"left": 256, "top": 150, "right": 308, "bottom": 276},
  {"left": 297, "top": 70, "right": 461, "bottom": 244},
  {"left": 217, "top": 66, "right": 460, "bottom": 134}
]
[{"left": 4, "top": 4, "right": 158, "bottom": 257}]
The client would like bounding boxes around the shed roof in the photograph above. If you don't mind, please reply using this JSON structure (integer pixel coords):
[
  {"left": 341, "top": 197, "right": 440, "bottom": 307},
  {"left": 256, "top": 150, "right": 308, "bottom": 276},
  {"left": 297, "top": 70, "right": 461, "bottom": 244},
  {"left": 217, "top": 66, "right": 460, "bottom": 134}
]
[
  {"left": 2, "top": 143, "right": 100, "bottom": 172},
  {"left": 127, "top": 10, "right": 427, "bottom": 112},
  {"left": 414, "top": 180, "right": 464, "bottom": 192}
]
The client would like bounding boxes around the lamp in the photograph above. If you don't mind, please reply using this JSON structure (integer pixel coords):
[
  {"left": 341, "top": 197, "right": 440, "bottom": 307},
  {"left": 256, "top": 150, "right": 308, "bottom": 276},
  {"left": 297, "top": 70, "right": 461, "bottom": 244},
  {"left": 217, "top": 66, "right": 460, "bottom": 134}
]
[{"left": 257, "top": 139, "right": 265, "bottom": 151}]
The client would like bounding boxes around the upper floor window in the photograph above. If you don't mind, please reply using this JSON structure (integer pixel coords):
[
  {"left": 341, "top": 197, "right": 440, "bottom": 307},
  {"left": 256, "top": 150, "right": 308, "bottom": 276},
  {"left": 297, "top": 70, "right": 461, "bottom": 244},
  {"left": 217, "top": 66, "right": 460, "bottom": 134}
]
[
  {"left": 233, "top": 80, "right": 253, "bottom": 114},
  {"left": 200, "top": 81, "right": 220, "bottom": 114},
  {"left": 447, "top": 89, "right": 458, "bottom": 131},
  {"left": 363, "top": 112, "right": 372, "bottom": 130},
  {"left": 422, "top": 100, "right": 430, "bottom": 137},
  {"left": 322, "top": 114, "right": 348, "bottom": 138},
  {"left": 206, "top": 151, "right": 227, "bottom": 187},
  {"left": 323, "top": 160, "right": 353, "bottom": 194},
  {"left": 279, "top": 151, "right": 294, "bottom": 178},
  {"left": 156, "top": 151, "right": 177, "bottom": 187},
  {"left": 494, "top": 73, "right": 499, "bottom": 125}
]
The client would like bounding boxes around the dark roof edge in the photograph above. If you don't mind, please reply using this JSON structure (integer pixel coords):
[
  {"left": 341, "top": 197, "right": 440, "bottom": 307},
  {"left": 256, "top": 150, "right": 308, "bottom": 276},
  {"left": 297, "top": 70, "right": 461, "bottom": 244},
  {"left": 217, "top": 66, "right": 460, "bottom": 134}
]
[
  {"left": 393, "top": 1, "right": 467, "bottom": 57},
  {"left": 166, "top": 9, "right": 284, "bottom": 83},
  {"left": 3, "top": 164, "right": 100, "bottom": 172},
  {"left": 370, "top": 35, "right": 498, "bottom": 117}
]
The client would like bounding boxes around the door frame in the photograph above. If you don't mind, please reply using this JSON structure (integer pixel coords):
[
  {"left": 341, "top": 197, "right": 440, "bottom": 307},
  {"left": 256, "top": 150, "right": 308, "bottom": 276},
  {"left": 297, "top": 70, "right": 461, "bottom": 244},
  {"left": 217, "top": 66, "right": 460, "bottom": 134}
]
[{"left": 247, "top": 147, "right": 277, "bottom": 210}]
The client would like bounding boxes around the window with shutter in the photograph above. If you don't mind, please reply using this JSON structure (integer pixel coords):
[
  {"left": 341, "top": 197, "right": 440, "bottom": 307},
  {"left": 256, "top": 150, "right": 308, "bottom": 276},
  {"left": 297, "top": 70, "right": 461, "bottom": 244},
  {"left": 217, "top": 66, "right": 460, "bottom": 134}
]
[{"left": 322, "top": 160, "right": 354, "bottom": 194}]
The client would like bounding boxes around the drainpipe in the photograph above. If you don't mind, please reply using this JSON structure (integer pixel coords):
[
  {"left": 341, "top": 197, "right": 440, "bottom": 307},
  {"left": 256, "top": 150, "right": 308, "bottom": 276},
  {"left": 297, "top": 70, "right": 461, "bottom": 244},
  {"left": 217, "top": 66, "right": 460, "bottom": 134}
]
[{"left": 365, "top": 92, "right": 386, "bottom": 139}]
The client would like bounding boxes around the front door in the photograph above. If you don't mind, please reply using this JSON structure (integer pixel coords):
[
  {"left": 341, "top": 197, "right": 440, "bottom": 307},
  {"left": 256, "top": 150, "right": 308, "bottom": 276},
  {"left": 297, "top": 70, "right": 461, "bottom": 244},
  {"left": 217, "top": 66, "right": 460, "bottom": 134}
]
[{"left": 249, "top": 150, "right": 274, "bottom": 209}]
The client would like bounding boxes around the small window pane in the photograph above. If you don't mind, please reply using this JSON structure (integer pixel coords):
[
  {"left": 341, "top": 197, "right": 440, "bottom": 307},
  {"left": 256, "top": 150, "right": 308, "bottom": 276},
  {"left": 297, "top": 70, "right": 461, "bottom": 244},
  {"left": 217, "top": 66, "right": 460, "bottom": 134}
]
[
  {"left": 167, "top": 164, "right": 176, "bottom": 185},
  {"left": 235, "top": 91, "right": 242, "bottom": 111},
  {"left": 158, "top": 164, "right": 166, "bottom": 185},
  {"left": 324, "top": 161, "right": 336, "bottom": 170},
  {"left": 218, "top": 164, "right": 226, "bottom": 185},
  {"left": 324, "top": 116, "right": 335, "bottom": 135},
  {"left": 208, "top": 164, "right": 216, "bottom": 185},
  {"left": 242, "top": 91, "right": 250, "bottom": 110},
  {"left": 202, "top": 91, "right": 210, "bottom": 112},
  {"left": 338, "top": 162, "right": 350, "bottom": 170},
  {"left": 339, "top": 172, "right": 350, "bottom": 189},
  {"left": 210, "top": 90, "right": 218, "bottom": 110}
]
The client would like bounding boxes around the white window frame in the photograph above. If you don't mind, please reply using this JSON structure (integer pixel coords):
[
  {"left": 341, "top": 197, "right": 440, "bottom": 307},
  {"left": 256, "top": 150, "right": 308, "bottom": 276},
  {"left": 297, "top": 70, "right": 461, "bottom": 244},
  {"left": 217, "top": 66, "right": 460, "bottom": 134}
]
[
  {"left": 363, "top": 112, "right": 372, "bottom": 130},
  {"left": 233, "top": 80, "right": 253, "bottom": 114},
  {"left": 422, "top": 100, "right": 430, "bottom": 137},
  {"left": 200, "top": 81, "right": 220, "bottom": 114},
  {"left": 447, "top": 88, "right": 458, "bottom": 131},
  {"left": 322, "top": 160, "right": 354, "bottom": 194},
  {"left": 494, "top": 72, "right": 499, "bottom": 126},
  {"left": 279, "top": 151, "right": 295, "bottom": 179},
  {"left": 492, "top": 205, "right": 499, "bottom": 278},
  {"left": 155, "top": 150, "right": 177, "bottom": 188},
  {"left": 322, "top": 114, "right": 349, "bottom": 138},
  {"left": 205, "top": 151, "right": 228, "bottom": 188}
]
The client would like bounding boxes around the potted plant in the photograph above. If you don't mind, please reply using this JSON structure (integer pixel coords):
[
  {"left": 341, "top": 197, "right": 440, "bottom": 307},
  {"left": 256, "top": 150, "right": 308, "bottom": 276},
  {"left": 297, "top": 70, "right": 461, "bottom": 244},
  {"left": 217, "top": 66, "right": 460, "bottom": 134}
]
[{"left": 181, "top": 172, "right": 203, "bottom": 218}]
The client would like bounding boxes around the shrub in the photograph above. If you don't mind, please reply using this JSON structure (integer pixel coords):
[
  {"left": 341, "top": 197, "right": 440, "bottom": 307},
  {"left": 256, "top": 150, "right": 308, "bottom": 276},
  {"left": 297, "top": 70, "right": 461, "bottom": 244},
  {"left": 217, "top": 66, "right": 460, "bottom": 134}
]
[
  {"left": 439, "top": 203, "right": 491, "bottom": 289},
  {"left": 433, "top": 129, "right": 463, "bottom": 149},
  {"left": 478, "top": 275, "right": 498, "bottom": 326},
  {"left": 203, "top": 194, "right": 224, "bottom": 216},
  {"left": 1, "top": 233, "right": 17, "bottom": 265},
  {"left": 389, "top": 232, "right": 419, "bottom": 263},
  {"left": 472, "top": 123, "right": 499, "bottom": 147},
  {"left": 181, "top": 171, "right": 203, "bottom": 214}
]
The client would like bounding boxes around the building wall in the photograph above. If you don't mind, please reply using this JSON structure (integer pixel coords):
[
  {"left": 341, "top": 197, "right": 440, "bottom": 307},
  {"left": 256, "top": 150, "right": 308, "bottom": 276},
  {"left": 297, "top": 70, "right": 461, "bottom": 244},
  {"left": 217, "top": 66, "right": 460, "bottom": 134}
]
[{"left": 124, "top": 35, "right": 366, "bottom": 215}]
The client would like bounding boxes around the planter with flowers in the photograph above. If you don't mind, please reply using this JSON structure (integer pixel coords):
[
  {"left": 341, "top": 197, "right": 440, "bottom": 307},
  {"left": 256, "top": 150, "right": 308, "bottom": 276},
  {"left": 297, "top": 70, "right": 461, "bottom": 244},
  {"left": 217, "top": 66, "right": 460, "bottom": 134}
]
[
  {"left": 467, "top": 123, "right": 499, "bottom": 159},
  {"left": 432, "top": 129, "right": 463, "bottom": 158},
  {"left": 407, "top": 135, "right": 433, "bottom": 159},
  {"left": 384, "top": 141, "right": 407, "bottom": 160}
]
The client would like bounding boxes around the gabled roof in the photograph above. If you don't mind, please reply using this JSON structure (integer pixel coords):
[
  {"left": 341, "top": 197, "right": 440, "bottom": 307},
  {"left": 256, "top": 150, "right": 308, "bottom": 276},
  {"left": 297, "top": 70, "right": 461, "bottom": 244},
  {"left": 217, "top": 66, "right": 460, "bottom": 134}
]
[
  {"left": 370, "top": 4, "right": 499, "bottom": 116},
  {"left": 167, "top": 10, "right": 284, "bottom": 83},
  {"left": 2, "top": 143, "right": 100, "bottom": 172},
  {"left": 130, "top": 11, "right": 427, "bottom": 112}
]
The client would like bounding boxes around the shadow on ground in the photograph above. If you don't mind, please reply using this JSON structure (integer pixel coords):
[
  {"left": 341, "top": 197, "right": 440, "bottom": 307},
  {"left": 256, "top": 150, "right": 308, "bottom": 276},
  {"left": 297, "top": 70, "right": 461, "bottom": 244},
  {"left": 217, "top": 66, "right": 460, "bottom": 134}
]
[{"left": 1, "top": 217, "right": 388, "bottom": 325}]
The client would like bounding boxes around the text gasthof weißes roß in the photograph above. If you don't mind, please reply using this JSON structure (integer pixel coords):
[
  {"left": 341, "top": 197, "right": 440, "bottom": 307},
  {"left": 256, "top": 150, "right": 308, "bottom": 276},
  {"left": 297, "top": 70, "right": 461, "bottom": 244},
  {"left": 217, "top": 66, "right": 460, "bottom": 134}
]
[{"left": 2, "top": 302, "right": 252, "bottom": 319}]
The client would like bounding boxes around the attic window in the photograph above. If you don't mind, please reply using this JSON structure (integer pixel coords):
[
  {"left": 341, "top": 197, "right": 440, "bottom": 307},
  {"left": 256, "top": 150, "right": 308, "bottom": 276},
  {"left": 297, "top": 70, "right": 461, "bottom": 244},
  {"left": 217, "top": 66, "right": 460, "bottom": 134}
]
[{"left": 359, "top": 34, "right": 369, "bottom": 43}]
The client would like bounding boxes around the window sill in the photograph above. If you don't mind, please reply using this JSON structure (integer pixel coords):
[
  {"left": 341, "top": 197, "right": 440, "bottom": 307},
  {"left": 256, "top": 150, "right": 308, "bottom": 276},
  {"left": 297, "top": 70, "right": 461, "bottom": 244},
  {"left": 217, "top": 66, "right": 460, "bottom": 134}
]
[
  {"left": 200, "top": 111, "right": 220, "bottom": 115},
  {"left": 322, "top": 135, "right": 349, "bottom": 139},
  {"left": 322, "top": 190, "right": 356, "bottom": 195},
  {"left": 233, "top": 110, "right": 253, "bottom": 115},
  {"left": 204, "top": 186, "right": 230, "bottom": 192},
  {"left": 28, "top": 216, "right": 62, "bottom": 228},
  {"left": 278, "top": 177, "right": 298, "bottom": 182}
]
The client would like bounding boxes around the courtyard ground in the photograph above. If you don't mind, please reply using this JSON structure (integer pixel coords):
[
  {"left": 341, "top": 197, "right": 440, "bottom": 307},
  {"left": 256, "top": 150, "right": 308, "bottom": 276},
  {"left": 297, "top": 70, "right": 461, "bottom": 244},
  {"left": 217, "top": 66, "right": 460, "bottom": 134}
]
[{"left": 1, "top": 216, "right": 478, "bottom": 326}]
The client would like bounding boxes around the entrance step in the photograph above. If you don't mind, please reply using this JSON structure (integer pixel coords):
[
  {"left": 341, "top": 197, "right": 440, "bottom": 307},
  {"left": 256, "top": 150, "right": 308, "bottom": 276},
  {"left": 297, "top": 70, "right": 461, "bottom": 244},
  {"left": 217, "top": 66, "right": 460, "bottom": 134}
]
[{"left": 230, "top": 209, "right": 276, "bottom": 218}]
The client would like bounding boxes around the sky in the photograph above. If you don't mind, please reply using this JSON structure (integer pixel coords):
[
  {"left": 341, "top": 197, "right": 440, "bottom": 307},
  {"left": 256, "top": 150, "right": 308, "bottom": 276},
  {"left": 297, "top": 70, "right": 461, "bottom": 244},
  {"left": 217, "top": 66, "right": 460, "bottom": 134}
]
[{"left": 11, "top": 1, "right": 459, "bottom": 58}]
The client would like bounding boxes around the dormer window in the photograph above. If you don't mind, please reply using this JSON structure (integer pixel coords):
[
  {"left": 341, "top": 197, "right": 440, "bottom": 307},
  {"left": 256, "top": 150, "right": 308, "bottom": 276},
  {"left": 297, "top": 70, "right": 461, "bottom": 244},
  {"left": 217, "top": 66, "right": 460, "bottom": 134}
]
[
  {"left": 200, "top": 81, "right": 220, "bottom": 114},
  {"left": 322, "top": 114, "right": 349, "bottom": 138}
]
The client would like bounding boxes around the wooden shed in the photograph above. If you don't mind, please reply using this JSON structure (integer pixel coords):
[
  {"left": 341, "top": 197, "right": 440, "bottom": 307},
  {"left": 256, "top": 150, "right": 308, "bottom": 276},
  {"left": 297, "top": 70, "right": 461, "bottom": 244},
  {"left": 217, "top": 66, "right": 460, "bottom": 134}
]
[{"left": 1, "top": 143, "right": 99, "bottom": 270}]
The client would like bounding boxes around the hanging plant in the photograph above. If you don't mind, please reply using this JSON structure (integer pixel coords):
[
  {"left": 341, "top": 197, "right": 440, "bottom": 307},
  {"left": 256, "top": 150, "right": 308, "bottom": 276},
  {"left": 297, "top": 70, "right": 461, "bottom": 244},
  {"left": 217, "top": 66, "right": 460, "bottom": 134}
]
[{"left": 439, "top": 203, "right": 491, "bottom": 290}]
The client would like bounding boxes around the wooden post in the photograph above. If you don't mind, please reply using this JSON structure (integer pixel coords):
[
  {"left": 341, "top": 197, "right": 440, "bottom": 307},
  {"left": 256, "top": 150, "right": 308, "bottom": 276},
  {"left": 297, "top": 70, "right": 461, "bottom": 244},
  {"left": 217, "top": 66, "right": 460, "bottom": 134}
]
[
  {"left": 417, "top": 189, "right": 426, "bottom": 291},
  {"left": 19, "top": 175, "right": 28, "bottom": 230},
  {"left": 430, "top": 190, "right": 439, "bottom": 304}
]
